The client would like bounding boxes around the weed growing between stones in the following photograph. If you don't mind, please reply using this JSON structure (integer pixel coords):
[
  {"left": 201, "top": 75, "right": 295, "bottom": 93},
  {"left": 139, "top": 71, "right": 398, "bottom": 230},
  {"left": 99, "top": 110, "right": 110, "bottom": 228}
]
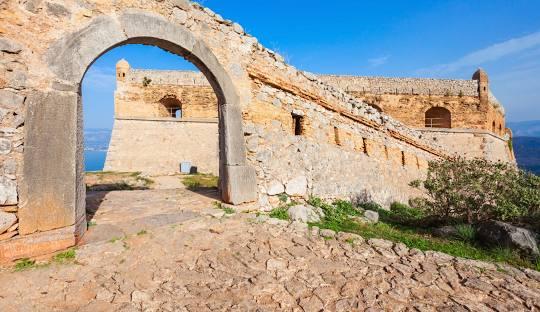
[
  {"left": 53, "top": 249, "right": 76, "bottom": 264},
  {"left": 269, "top": 206, "right": 290, "bottom": 220},
  {"left": 214, "top": 201, "right": 235, "bottom": 214},
  {"left": 14, "top": 258, "right": 38, "bottom": 271},
  {"left": 137, "top": 230, "right": 148, "bottom": 236}
]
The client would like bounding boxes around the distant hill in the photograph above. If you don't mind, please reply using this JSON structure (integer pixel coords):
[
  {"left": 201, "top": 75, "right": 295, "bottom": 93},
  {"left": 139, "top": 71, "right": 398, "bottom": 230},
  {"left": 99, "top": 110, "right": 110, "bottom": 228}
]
[
  {"left": 507, "top": 120, "right": 540, "bottom": 137},
  {"left": 84, "top": 128, "right": 111, "bottom": 152}
]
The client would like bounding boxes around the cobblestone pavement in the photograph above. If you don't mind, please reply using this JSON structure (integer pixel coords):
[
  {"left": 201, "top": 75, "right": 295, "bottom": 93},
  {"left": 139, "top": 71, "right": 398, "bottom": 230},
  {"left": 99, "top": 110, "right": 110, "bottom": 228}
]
[{"left": 1, "top": 190, "right": 539, "bottom": 311}]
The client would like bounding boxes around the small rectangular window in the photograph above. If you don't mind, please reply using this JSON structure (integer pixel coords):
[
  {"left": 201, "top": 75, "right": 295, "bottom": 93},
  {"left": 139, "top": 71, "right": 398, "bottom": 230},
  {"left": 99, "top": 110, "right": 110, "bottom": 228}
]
[
  {"left": 292, "top": 114, "right": 304, "bottom": 136},
  {"left": 401, "top": 151, "right": 406, "bottom": 167},
  {"left": 362, "top": 138, "right": 368, "bottom": 155},
  {"left": 334, "top": 127, "right": 341, "bottom": 145}
]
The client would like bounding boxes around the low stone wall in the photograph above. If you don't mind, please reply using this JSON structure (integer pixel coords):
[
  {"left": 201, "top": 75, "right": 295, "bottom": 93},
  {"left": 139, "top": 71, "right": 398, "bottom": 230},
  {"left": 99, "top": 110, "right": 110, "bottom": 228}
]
[
  {"left": 105, "top": 118, "right": 219, "bottom": 175},
  {"left": 418, "top": 129, "right": 515, "bottom": 163}
]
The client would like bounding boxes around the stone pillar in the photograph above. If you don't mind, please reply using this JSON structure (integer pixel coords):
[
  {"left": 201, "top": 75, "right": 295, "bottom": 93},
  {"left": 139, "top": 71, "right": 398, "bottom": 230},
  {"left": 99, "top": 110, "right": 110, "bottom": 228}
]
[{"left": 19, "top": 90, "right": 86, "bottom": 237}]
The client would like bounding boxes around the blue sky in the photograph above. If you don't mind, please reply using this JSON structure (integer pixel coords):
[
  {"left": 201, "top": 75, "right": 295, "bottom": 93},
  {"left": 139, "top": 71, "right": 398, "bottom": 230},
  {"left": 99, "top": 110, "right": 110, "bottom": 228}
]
[{"left": 83, "top": 0, "right": 540, "bottom": 129}]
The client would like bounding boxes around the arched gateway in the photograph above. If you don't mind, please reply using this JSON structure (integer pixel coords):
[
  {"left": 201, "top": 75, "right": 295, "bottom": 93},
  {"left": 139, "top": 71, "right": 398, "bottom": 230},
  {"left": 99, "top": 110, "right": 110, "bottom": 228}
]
[{"left": 0, "top": 1, "right": 513, "bottom": 262}]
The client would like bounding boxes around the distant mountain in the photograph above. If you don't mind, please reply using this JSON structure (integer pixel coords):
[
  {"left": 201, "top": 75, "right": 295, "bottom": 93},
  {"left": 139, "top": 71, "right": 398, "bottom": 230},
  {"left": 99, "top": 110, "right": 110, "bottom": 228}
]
[
  {"left": 84, "top": 128, "right": 111, "bottom": 152},
  {"left": 507, "top": 120, "right": 540, "bottom": 137}
]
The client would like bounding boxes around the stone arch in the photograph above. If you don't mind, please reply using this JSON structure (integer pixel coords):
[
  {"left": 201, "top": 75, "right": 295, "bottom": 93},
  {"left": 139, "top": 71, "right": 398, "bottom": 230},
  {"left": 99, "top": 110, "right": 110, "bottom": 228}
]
[
  {"left": 425, "top": 107, "right": 451, "bottom": 128},
  {"left": 20, "top": 11, "right": 257, "bottom": 238},
  {"left": 158, "top": 95, "right": 183, "bottom": 118}
]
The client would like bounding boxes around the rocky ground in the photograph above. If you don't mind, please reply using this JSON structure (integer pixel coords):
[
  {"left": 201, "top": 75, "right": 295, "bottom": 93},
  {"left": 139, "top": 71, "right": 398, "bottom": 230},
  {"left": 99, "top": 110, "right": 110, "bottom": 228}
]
[{"left": 1, "top": 188, "right": 540, "bottom": 311}]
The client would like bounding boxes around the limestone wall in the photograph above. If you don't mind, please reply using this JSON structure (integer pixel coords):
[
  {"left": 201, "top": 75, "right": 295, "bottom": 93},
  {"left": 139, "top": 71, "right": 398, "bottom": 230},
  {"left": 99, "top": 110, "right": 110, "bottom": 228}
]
[
  {"left": 115, "top": 69, "right": 217, "bottom": 119},
  {"left": 418, "top": 129, "right": 515, "bottom": 163},
  {"left": 104, "top": 118, "right": 219, "bottom": 175},
  {"left": 319, "top": 75, "right": 507, "bottom": 136},
  {"left": 244, "top": 80, "right": 436, "bottom": 208}
]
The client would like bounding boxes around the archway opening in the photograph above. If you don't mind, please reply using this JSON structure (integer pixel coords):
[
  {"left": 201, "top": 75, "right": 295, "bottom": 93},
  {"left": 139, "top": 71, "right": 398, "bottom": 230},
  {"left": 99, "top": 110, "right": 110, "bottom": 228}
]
[
  {"left": 81, "top": 44, "right": 221, "bottom": 240},
  {"left": 21, "top": 14, "right": 257, "bottom": 242},
  {"left": 425, "top": 107, "right": 451, "bottom": 128}
]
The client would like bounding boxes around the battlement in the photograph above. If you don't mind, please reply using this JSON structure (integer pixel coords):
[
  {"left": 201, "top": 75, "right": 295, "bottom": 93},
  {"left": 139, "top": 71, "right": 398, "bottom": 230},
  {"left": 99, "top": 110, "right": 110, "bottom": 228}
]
[
  {"left": 116, "top": 59, "right": 211, "bottom": 86},
  {"left": 126, "top": 69, "right": 210, "bottom": 86},
  {"left": 318, "top": 75, "right": 479, "bottom": 97}
]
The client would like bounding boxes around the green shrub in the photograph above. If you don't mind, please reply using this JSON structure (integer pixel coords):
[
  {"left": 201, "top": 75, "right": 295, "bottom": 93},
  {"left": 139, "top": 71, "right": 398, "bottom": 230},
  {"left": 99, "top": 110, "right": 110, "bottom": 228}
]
[
  {"left": 358, "top": 201, "right": 382, "bottom": 212},
  {"left": 455, "top": 224, "right": 476, "bottom": 242},
  {"left": 390, "top": 202, "right": 425, "bottom": 220},
  {"left": 410, "top": 158, "right": 540, "bottom": 224}
]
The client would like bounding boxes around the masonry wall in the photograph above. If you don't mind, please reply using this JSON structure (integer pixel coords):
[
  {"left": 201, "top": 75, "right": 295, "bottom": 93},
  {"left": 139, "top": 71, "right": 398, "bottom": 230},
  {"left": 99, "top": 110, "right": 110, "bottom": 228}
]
[
  {"left": 319, "top": 75, "right": 507, "bottom": 136},
  {"left": 115, "top": 69, "right": 218, "bottom": 119},
  {"left": 419, "top": 129, "right": 514, "bottom": 163},
  {"left": 105, "top": 118, "right": 219, "bottom": 175},
  {"left": 105, "top": 68, "right": 219, "bottom": 175},
  {"left": 243, "top": 78, "right": 438, "bottom": 209}
]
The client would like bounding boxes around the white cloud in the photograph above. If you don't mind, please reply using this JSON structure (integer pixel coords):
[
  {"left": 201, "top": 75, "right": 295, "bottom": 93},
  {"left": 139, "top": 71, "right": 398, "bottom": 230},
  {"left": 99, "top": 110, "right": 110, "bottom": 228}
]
[
  {"left": 417, "top": 31, "right": 540, "bottom": 76},
  {"left": 368, "top": 55, "right": 389, "bottom": 67},
  {"left": 83, "top": 66, "right": 117, "bottom": 89}
]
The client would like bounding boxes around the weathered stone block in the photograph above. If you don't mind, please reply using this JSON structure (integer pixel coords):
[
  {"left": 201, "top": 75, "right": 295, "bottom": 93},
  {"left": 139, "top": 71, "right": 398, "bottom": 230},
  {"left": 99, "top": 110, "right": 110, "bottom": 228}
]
[
  {"left": 0, "top": 37, "right": 22, "bottom": 54},
  {"left": 285, "top": 176, "right": 307, "bottom": 196},
  {"left": 266, "top": 180, "right": 284, "bottom": 196},
  {"left": 0, "top": 177, "right": 17, "bottom": 206},
  {"left": 20, "top": 91, "right": 83, "bottom": 235},
  {"left": 220, "top": 165, "right": 257, "bottom": 205},
  {"left": 45, "top": 1, "right": 71, "bottom": 17},
  {"left": 0, "top": 138, "right": 12, "bottom": 155},
  {"left": 0, "top": 211, "right": 17, "bottom": 234},
  {"left": 0, "top": 90, "right": 24, "bottom": 110},
  {"left": 0, "top": 224, "right": 80, "bottom": 263}
]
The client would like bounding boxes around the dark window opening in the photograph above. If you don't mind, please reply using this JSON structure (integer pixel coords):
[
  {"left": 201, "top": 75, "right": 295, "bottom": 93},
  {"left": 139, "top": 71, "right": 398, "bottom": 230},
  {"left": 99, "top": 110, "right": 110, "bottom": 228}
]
[
  {"left": 334, "top": 126, "right": 341, "bottom": 145},
  {"left": 425, "top": 107, "right": 451, "bottom": 128},
  {"left": 401, "top": 151, "right": 406, "bottom": 167},
  {"left": 292, "top": 114, "right": 304, "bottom": 136},
  {"left": 159, "top": 96, "right": 183, "bottom": 119},
  {"left": 362, "top": 138, "right": 368, "bottom": 155}
]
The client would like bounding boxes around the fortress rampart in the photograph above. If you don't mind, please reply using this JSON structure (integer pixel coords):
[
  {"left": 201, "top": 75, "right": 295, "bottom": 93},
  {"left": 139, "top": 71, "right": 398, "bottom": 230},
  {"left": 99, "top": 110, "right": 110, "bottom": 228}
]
[{"left": 0, "top": 0, "right": 515, "bottom": 261}]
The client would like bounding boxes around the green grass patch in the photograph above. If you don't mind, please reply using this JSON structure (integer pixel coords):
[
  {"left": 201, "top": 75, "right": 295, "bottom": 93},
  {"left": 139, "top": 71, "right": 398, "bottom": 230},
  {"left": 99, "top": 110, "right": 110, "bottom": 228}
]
[
  {"left": 87, "top": 221, "right": 97, "bottom": 228},
  {"left": 109, "top": 236, "right": 123, "bottom": 243},
  {"left": 53, "top": 249, "right": 76, "bottom": 263},
  {"left": 14, "top": 258, "right": 37, "bottom": 271},
  {"left": 182, "top": 174, "right": 218, "bottom": 190},
  {"left": 137, "top": 230, "right": 148, "bottom": 236},
  {"left": 269, "top": 206, "right": 290, "bottom": 221}
]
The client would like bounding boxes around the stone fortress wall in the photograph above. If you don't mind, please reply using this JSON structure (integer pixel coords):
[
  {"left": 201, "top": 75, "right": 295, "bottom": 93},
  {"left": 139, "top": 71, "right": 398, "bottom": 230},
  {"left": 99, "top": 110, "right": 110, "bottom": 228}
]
[
  {"left": 318, "top": 72, "right": 513, "bottom": 163},
  {"left": 105, "top": 61, "right": 219, "bottom": 175},
  {"left": 0, "top": 0, "right": 516, "bottom": 261}
]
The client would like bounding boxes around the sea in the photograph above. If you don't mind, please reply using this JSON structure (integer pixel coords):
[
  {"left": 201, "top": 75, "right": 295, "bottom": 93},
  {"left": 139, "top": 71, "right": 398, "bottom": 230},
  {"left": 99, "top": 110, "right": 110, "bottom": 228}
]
[
  {"left": 84, "top": 128, "right": 112, "bottom": 172},
  {"left": 85, "top": 150, "right": 107, "bottom": 172}
]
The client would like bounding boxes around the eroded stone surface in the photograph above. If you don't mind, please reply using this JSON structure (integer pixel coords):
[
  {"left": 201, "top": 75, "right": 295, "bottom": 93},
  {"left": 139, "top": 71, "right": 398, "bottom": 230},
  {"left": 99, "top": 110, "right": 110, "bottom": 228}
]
[{"left": 1, "top": 208, "right": 538, "bottom": 311}]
